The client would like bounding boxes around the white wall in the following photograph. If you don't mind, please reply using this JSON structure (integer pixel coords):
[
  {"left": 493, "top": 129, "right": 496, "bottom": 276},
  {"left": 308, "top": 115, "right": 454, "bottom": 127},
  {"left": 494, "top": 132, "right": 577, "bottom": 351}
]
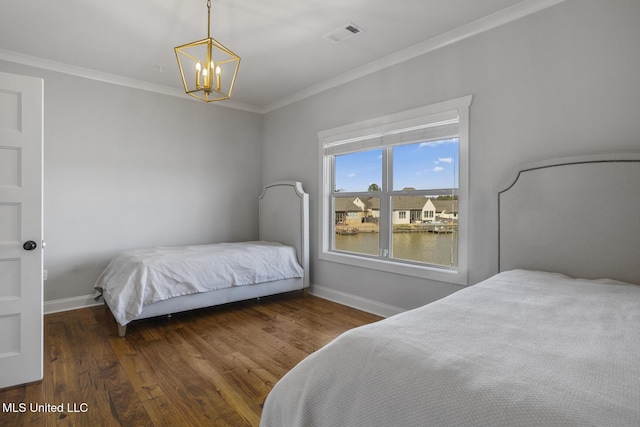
[
  {"left": 0, "top": 60, "right": 263, "bottom": 302},
  {"left": 262, "top": 0, "right": 640, "bottom": 312}
]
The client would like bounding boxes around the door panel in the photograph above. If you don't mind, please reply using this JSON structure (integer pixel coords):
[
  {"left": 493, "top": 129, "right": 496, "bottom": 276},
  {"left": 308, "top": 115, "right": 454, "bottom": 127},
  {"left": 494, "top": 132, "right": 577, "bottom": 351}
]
[
  {"left": 0, "top": 71, "right": 43, "bottom": 389},
  {"left": 0, "top": 259, "right": 20, "bottom": 298},
  {"left": 0, "top": 90, "right": 21, "bottom": 130},
  {"left": 0, "top": 147, "right": 21, "bottom": 186}
]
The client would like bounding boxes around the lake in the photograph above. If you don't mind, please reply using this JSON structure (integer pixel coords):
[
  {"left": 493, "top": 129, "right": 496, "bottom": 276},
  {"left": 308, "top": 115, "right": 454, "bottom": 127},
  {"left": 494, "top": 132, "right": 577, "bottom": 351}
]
[{"left": 335, "top": 231, "right": 457, "bottom": 267}]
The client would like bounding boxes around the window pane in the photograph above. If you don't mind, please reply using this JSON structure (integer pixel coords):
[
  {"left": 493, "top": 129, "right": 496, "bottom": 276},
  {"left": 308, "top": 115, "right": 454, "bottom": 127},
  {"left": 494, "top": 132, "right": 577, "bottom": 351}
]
[
  {"left": 393, "top": 139, "right": 459, "bottom": 191},
  {"left": 390, "top": 195, "right": 458, "bottom": 267},
  {"left": 335, "top": 149, "right": 383, "bottom": 192},
  {"left": 334, "top": 196, "right": 379, "bottom": 256}
]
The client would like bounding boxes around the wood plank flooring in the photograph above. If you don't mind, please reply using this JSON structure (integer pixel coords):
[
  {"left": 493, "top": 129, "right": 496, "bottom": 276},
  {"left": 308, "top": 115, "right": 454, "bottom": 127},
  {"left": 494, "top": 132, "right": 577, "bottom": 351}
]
[{"left": 0, "top": 292, "right": 382, "bottom": 427}]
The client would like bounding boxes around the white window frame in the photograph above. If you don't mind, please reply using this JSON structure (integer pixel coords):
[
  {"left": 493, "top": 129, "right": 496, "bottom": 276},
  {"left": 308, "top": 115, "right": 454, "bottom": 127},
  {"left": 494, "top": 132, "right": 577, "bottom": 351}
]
[{"left": 318, "top": 95, "right": 472, "bottom": 285}]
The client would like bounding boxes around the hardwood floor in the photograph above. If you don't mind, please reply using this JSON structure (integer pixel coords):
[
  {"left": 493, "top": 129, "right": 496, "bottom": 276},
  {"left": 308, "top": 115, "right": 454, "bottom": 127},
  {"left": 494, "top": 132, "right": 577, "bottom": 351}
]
[{"left": 0, "top": 292, "right": 382, "bottom": 427}]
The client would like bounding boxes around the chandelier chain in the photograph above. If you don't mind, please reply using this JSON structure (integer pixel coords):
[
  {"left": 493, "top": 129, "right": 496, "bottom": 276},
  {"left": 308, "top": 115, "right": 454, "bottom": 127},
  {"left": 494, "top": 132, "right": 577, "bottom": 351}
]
[{"left": 206, "top": 0, "right": 212, "bottom": 38}]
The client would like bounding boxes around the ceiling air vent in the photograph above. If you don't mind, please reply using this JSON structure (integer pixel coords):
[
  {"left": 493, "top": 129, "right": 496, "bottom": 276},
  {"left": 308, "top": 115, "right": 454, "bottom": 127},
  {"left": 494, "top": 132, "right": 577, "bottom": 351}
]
[{"left": 323, "top": 22, "right": 365, "bottom": 44}]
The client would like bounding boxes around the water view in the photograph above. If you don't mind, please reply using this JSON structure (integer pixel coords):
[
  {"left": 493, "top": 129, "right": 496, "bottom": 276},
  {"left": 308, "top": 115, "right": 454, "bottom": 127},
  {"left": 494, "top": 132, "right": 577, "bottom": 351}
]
[{"left": 335, "top": 229, "right": 457, "bottom": 267}]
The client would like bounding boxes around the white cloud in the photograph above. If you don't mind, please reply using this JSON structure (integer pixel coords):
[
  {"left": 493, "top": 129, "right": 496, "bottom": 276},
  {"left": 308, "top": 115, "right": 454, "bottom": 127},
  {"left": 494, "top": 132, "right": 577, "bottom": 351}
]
[
  {"left": 418, "top": 138, "right": 458, "bottom": 149},
  {"left": 432, "top": 166, "right": 444, "bottom": 173},
  {"left": 347, "top": 172, "right": 356, "bottom": 178},
  {"left": 439, "top": 157, "right": 453, "bottom": 163}
]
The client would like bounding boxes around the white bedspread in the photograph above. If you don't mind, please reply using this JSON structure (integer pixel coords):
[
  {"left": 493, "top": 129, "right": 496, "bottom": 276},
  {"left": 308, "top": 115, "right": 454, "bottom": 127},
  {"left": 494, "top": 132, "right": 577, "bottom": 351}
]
[
  {"left": 260, "top": 269, "right": 640, "bottom": 427},
  {"left": 95, "top": 241, "right": 303, "bottom": 325}
]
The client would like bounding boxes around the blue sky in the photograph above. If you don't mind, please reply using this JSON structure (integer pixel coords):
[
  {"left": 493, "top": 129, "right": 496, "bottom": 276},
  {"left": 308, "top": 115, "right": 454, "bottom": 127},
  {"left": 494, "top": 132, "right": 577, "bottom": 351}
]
[{"left": 335, "top": 138, "right": 459, "bottom": 192}]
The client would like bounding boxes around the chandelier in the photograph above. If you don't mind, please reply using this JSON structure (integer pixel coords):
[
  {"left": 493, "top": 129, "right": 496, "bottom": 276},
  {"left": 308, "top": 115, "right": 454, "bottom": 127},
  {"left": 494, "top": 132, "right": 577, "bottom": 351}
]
[{"left": 174, "top": 0, "right": 240, "bottom": 102}]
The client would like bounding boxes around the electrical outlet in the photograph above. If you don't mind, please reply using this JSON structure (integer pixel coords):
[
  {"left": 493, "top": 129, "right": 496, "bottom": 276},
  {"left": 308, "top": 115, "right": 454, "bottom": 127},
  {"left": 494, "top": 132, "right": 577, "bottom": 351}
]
[{"left": 43, "top": 270, "right": 48, "bottom": 281}]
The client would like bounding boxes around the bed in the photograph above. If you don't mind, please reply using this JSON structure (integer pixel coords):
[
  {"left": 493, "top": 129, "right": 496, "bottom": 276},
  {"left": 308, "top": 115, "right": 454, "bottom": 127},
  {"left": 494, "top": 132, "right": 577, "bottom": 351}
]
[
  {"left": 95, "top": 181, "right": 309, "bottom": 337},
  {"left": 260, "top": 154, "right": 640, "bottom": 427}
]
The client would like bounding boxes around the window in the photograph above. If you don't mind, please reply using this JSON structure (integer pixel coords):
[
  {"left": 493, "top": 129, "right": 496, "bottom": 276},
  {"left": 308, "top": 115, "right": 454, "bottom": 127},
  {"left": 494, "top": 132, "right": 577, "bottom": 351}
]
[{"left": 319, "top": 96, "right": 472, "bottom": 285}]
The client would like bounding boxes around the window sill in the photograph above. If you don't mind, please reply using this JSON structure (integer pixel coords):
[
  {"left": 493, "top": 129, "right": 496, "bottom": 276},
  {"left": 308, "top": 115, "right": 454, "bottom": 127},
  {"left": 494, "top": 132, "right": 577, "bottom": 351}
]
[{"left": 319, "top": 250, "right": 468, "bottom": 286}]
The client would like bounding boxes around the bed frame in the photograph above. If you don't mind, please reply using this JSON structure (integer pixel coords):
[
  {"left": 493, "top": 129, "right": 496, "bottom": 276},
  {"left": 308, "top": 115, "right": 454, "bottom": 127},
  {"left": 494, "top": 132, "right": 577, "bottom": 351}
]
[
  {"left": 107, "top": 181, "right": 309, "bottom": 337},
  {"left": 498, "top": 152, "right": 640, "bottom": 284}
]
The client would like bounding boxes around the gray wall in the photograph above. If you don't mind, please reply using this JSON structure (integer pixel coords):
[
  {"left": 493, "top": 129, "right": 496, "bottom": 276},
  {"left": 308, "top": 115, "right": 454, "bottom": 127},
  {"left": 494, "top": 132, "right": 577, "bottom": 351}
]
[
  {"left": 262, "top": 0, "right": 640, "bottom": 311},
  {"left": 2, "top": 0, "right": 639, "bottom": 311},
  {"left": 0, "top": 60, "right": 263, "bottom": 302}
]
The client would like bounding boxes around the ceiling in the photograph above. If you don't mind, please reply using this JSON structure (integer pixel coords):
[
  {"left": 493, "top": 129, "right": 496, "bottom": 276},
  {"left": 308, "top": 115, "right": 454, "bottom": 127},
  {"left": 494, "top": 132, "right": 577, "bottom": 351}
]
[{"left": 0, "top": 0, "right": 562, "bottom": 113}]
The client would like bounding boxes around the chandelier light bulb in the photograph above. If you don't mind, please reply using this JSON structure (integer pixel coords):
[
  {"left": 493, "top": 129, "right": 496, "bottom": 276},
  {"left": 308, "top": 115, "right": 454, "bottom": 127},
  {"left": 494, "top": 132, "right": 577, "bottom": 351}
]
[{"left": 215, "top": 65, "right": 222, "bottom": 90}]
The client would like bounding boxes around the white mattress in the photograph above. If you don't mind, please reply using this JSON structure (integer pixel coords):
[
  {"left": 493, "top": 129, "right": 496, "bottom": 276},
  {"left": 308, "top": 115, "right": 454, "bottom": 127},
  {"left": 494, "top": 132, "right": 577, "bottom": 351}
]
[
  {"left": 260, "top": 269, "right": 640, "bottom": 427},
  {"left": 95, "top": 241, "right": 303, "bottom": 325}
]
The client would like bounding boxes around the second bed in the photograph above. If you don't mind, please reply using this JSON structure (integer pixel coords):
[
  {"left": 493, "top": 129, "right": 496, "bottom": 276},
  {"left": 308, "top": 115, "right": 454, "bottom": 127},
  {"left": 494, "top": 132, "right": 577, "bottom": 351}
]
[{"left": 95, "top": 181, "right": 309, "bottom": 336}]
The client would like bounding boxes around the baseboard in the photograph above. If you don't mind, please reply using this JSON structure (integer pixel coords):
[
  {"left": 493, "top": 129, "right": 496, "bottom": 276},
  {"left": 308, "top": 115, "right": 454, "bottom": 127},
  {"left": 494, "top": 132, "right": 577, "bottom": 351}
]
[
  {"left": 309, "top": 285, "right": 404, "bottom": 318},
  {"left": 43, "top": 287, "right": 405, "bottom": 319},
  {"left": 44, "top": 294, "right": 103, "bottom": 315}
]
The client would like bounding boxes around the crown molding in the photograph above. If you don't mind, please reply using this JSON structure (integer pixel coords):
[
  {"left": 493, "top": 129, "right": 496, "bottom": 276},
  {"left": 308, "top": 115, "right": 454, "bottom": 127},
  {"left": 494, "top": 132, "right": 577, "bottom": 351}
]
[
  {"left": 0, "top": 48, "right": 262, "bottom": 113},
  {"left": 0, "top": 0, "right": 565, "bottom": 115},
  {"left": 261, "top": 0, "right": 567, "bottom": 113}
]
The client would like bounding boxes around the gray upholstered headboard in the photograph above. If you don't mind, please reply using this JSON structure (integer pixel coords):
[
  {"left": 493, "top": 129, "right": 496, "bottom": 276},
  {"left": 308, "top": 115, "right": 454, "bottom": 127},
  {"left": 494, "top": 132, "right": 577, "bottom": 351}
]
[
  {"left": 259, "top": 181, "right": 310, "bottom": 286},
  {"left": 498, "top": 153, "right": 640, "bottom": 285}
]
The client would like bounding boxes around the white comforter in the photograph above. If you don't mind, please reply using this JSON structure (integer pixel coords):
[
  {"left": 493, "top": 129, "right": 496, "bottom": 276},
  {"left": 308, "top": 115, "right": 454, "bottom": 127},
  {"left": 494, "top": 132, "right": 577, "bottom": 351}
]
[
  {"left": 95, "top": 241, "right": 303, "bottom": 325},
  {"left": 260, "top": 269, "right": 640, "bottom": 427}
]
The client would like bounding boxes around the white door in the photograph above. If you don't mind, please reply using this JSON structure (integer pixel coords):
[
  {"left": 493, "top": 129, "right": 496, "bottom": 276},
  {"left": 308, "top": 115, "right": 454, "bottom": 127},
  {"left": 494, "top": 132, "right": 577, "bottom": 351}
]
[{"left": 0, "top": 71, "right": 43, "bottom": 389}]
